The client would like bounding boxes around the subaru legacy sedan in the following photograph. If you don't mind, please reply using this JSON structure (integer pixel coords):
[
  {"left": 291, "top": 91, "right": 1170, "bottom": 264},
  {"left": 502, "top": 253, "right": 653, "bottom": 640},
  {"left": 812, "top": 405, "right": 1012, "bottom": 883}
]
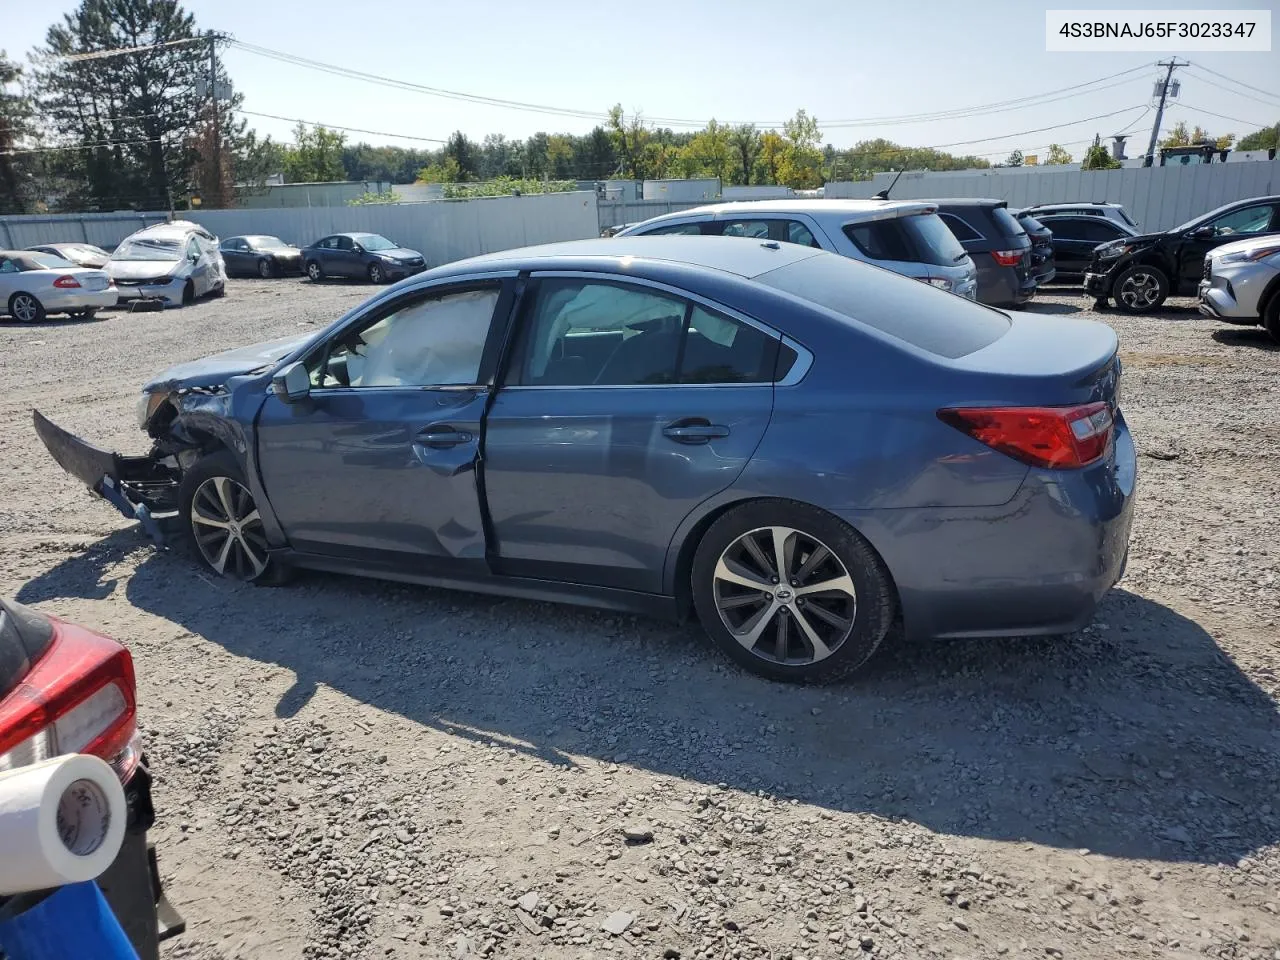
[{"left": 34, "top": 237, "right": 1135, "bottom": 683}]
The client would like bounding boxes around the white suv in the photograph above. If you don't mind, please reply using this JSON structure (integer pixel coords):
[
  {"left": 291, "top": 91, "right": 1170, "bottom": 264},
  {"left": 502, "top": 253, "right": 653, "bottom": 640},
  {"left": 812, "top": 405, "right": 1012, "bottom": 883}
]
[{"left": 616, "top": 200, "right": 979, "bottom": 299}]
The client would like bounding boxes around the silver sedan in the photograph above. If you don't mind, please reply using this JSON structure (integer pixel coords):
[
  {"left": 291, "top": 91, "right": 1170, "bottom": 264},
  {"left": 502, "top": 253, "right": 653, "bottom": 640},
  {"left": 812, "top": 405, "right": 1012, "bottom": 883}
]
[{"left": 0, "top": 251, "right": 117, "bottom": 322}]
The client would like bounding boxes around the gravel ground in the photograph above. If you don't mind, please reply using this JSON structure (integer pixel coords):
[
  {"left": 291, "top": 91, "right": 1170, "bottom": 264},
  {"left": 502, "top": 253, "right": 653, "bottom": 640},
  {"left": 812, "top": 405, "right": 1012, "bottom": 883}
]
[{"left": 2, "top": 279, "right": 1278, "bottom": 960}]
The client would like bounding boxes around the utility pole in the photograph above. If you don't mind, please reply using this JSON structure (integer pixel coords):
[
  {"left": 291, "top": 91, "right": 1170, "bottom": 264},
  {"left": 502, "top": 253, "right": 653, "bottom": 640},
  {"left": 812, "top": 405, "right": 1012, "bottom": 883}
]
[
  {"left": 1143, "top": 58, "right": 1187, "bottom": 168},
  {"left": 208, "top": 30, "right": 221, "bottom": 207}
]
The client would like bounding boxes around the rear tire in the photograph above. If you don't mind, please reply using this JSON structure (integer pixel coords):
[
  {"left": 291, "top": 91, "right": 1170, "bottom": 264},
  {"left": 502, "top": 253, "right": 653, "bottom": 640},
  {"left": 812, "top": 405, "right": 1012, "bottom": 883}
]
[
  {"left": 8, "top": 292, "right": 45, "bottom": 323},
  {"left": 690, "top": 499, "right": 894, "bottom": 683},
  {"left": 306, "top": 260, "right": 323, "bottom": 282},
  {"left": 178, "top": 450, "right": 290, "bottom": 585},
  {"left": 1113, "top": 264, "right": 1169, "bottom": 314}
]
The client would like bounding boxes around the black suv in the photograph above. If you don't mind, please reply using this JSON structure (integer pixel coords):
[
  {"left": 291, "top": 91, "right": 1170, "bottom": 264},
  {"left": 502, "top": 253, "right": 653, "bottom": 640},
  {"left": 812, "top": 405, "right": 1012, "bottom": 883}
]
[
  {"left": 932, "top": 199, "right": 1036, "bottom": 307},
  {"left": 1085, "top": 195, "right": 1280, "bottom": 312},
  {"left": 1014, "top": 210, "right": 1056, "bottom": 286}
]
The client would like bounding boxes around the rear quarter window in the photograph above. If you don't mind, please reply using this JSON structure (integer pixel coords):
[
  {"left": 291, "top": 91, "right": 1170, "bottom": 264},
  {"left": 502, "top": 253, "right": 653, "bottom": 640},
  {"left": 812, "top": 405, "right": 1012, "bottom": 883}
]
[
  {"left": 757, "top": 253, "right": 1010, "bottom": 359},
  {"left": 990, "top": 206, "right": 1028, "bottom": 239}
]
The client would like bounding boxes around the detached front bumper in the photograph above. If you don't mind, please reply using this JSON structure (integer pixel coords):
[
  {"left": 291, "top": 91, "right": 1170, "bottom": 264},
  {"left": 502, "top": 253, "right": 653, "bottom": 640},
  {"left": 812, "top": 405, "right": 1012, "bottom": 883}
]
[
  {"left": 1084, "top": 267, "right": 1119, "bottom": 297},
  {"left": 33, "top": 410, "right": 177, "bottom": 542}
]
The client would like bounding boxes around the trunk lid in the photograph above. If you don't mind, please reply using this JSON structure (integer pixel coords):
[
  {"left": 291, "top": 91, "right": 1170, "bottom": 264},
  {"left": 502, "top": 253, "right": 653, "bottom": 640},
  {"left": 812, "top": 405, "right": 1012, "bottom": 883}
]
[{"left": 948, "top": 314, "right": 1121, "bottom": 409}]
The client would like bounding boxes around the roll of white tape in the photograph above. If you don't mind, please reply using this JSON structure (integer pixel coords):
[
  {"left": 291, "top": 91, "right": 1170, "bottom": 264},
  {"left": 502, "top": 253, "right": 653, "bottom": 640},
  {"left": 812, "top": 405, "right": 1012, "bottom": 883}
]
[{"left": 0, "top": 753, "right": 127, "bottom": 895}]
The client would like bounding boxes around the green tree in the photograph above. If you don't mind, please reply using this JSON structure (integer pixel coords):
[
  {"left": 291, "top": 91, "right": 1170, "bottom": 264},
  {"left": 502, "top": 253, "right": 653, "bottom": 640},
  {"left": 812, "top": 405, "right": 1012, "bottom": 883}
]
[
  {"left": 1082, "top": 134, "right": 1120, "bottom": 171},
  {"left": 416, "top": 156, "right": 460, "bottom": 183},
  {"left": 546, "top": 134, "right": 575, "bottom": 179},
  {"left": 607, "top": 105, "right": 651, "bottom": 180},
  {"left": 444, "top": 130, "right": 479, "bottom": 181},
  {"left": 0, "top": 51, "right": 34, "bottom": 213},
  {"left": 780, "top": 109, "right": 823, "bottom": 188},
  {"left": 729, "top": 123, "right": 761, "bottom": 186},
  {"left": 1004, "top": 149, "right": 1024, "bottom": 167},
  {"left": 1044, "top": 143, "right": 1074, "bottom": 165},
  {"left": 1238, "top": 122, "right": 1279, "bottom": 152},
  {"left": 756, "top": 131, "right": 785, "bottom": 184},
  {"left": 282, "top": 123, "right": 346, "bottom": 182},
  {"left": 31, "top": 0, "right": 208, "bottom": 210},
  {"left": 683, "top": 118, "right": 732, "bottom": 184}
]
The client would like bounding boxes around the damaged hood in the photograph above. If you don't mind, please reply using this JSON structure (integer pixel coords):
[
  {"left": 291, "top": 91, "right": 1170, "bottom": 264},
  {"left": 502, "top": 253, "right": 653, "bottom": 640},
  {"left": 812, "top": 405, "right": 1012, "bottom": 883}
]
[
  {"left": 108, "top": 259, "right": 183, "bottom": 281},
  {"left": 143, "top": 332, "right": 316, "bottom": 392}
]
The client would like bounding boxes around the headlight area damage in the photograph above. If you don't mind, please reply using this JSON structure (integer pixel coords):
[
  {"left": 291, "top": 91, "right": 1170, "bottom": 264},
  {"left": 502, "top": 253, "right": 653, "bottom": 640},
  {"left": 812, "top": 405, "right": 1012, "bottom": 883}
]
[{"left": 33, "top": 385, "right": 236, "bottom": 546}]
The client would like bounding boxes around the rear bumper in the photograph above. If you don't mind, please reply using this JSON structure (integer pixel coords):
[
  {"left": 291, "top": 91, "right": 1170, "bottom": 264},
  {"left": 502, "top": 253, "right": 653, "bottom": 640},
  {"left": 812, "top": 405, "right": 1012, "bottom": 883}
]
[
  {"left": 1031, "top": 262, "right": 1057, "bottom": 285},
  {"left": 847, "top": 417, "right": 1137, "bottom": 642},
  {"left": 39, "top": 288, "right": 120, "bottom": 312}
]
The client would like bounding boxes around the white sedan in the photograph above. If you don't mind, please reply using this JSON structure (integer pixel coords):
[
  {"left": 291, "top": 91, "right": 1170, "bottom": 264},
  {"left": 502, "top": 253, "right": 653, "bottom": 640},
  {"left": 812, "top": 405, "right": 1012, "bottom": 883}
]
[{"left": 0, "top": 251, "right": 118, "bottom": 322}]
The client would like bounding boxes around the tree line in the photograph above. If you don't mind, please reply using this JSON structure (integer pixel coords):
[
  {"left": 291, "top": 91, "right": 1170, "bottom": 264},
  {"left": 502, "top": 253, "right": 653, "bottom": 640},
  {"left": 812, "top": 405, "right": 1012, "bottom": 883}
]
[{"left": 3, "top": 0, "right": 1278, "bottom": 215}]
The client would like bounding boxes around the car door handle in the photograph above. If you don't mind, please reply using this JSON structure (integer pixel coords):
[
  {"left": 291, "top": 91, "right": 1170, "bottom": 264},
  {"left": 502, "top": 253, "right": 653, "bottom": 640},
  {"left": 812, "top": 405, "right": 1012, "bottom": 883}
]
[
  {"left": 415, "top": 427, "right": 473, "bottom": 448},
  {"left": 663, "top": 419, "right": 730, "bottom": 444}
]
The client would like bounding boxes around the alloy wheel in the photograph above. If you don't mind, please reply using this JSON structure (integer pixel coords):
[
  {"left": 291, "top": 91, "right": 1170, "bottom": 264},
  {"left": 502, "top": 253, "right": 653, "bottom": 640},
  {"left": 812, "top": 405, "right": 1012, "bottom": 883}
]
[
  {"left": 190, "top": 476, "right": 269, "bottom": 581},
  {"left": 307, "top": 262, "right": 321, "bottom": 281},
  {"left": 369, "top": 263, "right": 383, "bottom": 283},
  {"left": 1117, "top": 271, "right": 1161, "bottom": 309},
  {"left": 11, "top": 294, "right": 40, "bottom": 322},
  {"left": 712, "top": 526, "right": 857, "bottom": 665},
  {"left": 258, "top": 259, "right": 272, "bottom": 278}
]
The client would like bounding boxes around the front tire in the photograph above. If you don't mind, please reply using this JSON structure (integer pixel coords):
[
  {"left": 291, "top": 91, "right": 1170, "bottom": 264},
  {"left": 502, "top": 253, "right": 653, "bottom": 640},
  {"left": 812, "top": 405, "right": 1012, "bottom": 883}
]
[
  {"left": 8, "top": 292, "right": 45, "bottom": 323},
  {"left": 691, "top": 499, "right": 894, "bottom": 683},
  {"left": 181, "top": 280, "right": 195, "bottom": 306},
  {"left": 368, "top": 261, "right": 385, "bottom": 284},
  {"left": 306, "top": 260, "right": 323, "bottom": 282},
  {"left": 258, "top": 258, "right": 274, "bottom": 279},
  {"left": 178, "top": 450, "right": 287, "bottom": 585},
  {"left": 1264, "top": 294, "right": 1280, "bottom": 345},
  {"left": 1113, "top": 264, "right": 1169, "bottom": 313}
]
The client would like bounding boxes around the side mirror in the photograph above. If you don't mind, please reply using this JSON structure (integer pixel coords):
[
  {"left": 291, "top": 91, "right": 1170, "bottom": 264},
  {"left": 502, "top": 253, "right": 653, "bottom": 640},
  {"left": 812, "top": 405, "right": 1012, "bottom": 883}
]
[
  {"left": 1191, "top": 226, "right": 1215, "bottom": 239},
  {"left": 188, "top": 252, "right": 200, "bottom": 262},
  {"left": 271, "top": 361, "right": 311, "bottom": 403},
  {"left": 352, "top": 244, "right": 364, "bottom": 254}
]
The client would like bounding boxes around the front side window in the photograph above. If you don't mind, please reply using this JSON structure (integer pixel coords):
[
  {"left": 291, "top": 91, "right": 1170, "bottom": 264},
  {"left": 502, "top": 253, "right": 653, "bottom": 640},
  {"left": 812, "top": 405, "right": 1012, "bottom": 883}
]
[
  {"left": 186, "top": 238, "right": 201, "bottom": 260},
  {"left": 720, "top": 219, "right": 772, "bottom": 240},
  {"left": 309, "top": 287, "right": 500, "bottom": 389},
  {"left": 640, "top": 222, "right": 705, "bottom": 236},
  {"left": 336, "top": 236, "right": 354, "bottom": 251},
  {"left": 515, "top": 279, "right": 778, "bottom": 387},
  {"left": 1206, "top": 204, "right": 1275, "bottom": 237}
]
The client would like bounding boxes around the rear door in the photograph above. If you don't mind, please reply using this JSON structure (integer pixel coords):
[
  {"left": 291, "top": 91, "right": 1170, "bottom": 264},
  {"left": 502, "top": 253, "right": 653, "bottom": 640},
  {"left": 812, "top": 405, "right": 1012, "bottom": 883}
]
[
  {"left": 483, "top": 274, "right": 780, "bottom": 593},
  {"left": 712, "top": 216, "right": 827, "bottom": 250}
]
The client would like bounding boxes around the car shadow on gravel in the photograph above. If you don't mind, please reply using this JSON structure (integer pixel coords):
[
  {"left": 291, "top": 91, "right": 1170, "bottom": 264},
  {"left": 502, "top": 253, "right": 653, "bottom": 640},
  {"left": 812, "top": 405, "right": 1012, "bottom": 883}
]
[
  {"left": 17, "top": 532, "right": 1280, "bottom": 867},
  {"left": 1022, "top": 301, "right": 1083, "bottom": 315},
  {"left": 1212, "top": 328, "right": 1279, "bottom": 351}
]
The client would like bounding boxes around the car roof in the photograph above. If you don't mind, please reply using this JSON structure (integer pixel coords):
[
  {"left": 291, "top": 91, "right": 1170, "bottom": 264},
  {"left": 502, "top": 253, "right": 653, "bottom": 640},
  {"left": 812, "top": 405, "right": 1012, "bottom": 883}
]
[
  {"left": 0, "top": 250, "right": 72, "bottom": 268},
  {"left": 126, "top": 220, "right": 206, "bottom": 240},
  {"left": 627, "top": 198, "right": 938, "bottom": 226},
  {"left": 453, "top": 236, "right": 825, "bottom": 279},
  {"left": 928, "top": 197, "right": 1007, "bottom": 208}
]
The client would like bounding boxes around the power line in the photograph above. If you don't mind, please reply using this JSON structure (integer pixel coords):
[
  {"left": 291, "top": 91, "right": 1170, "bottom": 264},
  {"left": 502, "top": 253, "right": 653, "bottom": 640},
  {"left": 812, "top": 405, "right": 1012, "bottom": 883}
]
[
  {"left": 238, "top": 110, "right": 446, "bottom": 144},
  {"left": 1186, "top": 63, "right": 1280, "bottom": 103},
  {"left": 1172, "top": 103, "right": 1272, "bottom": 129},
  {"left": 1181, "top": 67, "right": 1280, "bottom": 109}
]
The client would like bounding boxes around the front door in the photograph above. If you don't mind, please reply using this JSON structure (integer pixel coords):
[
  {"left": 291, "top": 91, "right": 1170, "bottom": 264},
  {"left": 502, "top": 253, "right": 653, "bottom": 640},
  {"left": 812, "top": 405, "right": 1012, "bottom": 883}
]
[
  {"left": 255, "top": 281, "right": 508, "bottom": 564},
  {"left": 483, "top": 275, "right": 779, "bottom": 594},
  {"left": 332, "top": 235, "right": 361, "bottom": 277},
  {"left": 1177, "top": 202, "right": 1280, "bottom": 292}
]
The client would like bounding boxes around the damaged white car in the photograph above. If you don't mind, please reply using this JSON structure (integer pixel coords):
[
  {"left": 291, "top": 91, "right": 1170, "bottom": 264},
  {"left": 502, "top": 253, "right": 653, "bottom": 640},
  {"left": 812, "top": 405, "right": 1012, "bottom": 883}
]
[{"left": 108, "top": 220, "right": 227, "bottom": 308}]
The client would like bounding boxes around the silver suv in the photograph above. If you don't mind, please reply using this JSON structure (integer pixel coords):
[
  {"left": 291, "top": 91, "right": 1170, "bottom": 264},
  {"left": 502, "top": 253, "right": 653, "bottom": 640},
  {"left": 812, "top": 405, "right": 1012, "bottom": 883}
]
[
  {"left": 1199, "top": 234, "right": 1280, "bottom": 342},
  {"left": 616, "top": 200, "right": 979, "bottom": 299}
]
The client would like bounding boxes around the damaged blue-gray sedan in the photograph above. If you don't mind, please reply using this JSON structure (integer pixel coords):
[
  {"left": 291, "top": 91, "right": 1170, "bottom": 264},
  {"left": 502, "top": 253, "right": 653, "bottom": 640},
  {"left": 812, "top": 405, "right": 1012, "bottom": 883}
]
[{"left": 35, "top": 237, "right": 1135, "bottom": 682}]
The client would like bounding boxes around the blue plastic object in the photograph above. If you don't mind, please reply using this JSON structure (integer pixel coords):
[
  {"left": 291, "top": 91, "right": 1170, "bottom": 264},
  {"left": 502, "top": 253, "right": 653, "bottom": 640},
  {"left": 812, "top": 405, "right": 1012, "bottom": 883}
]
[{"left": 0, "top": 882, "right": 139, "bottom": 960}]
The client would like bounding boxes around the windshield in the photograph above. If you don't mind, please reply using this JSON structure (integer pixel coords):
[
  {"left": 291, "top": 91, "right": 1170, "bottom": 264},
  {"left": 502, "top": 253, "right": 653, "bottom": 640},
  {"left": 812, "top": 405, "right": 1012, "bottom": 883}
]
[
  {"left": 112, "top": 237, "right": 183, "bottom": 261},
  {"left": 904, "top": 213, "right": 969, "bottom": 265},
  {"left": 250, "top": 236, "right": 289, "bottom": 249},
  {"left": 355, "top": 234, "right": 396, "bottom": 251},
  {"left": 990, "top": 207, "right": 1027, "bottom": 239}
]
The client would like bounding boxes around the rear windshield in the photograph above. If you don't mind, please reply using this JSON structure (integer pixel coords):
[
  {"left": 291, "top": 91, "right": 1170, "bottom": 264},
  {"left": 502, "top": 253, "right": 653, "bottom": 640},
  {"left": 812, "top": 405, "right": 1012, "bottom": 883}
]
[
  {"left": 757, "top": 253, "right": 1010, "bottom": 359},
  {"left": 842, "top": 213, "right": 968, "bottom": 267},
  {"left": 990, "top": 207, "right": 1027, "bottom": 238},
  {"left": 1019, "top": 214, "right": 1047, "bottom": 233}
]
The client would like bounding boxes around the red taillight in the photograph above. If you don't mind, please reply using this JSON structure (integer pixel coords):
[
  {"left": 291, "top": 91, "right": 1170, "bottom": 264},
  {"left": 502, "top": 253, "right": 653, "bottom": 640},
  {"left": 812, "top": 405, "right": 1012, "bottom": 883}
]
[
  {"left": 0, "top": 619, "right": 137, "bottom": 780},
  {"left": 991, "top": 249, "right": 1023, "bottom": 267},
  {"left": 52, "top": 275, "right": 82, "bottom": 288},
  {"left": 938, "top": 402, "right": 1114, "bottom": 469}
]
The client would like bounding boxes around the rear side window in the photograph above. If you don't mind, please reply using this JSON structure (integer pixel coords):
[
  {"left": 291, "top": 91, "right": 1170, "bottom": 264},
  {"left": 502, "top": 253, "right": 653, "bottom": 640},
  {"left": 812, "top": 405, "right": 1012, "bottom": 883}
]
[
  {"left": 901, "top": 214, "right": 968, "bottom": 266},
  {"left": 843, "top": 220, "right": 915, "bottom": 262},
  {"left": 720, "top": 220, "right": 772, "bottom": 239},
  {"left": 938, "top": 213, "right": 982, "bottom": 242},
  {"left": 681, "top": 306, "right": 777, "bottom": 383},
  {"left": 641, "top": 222, "right": 705, "bottom": 236},
  {"left": 990, "top": 206, "right": 1027, "bottom": 239},
  {"left": 784, "top": 221, "right": 821, "bottom": 248},
  {"left": 757, "top": 254, "right": 1010, "bottom": 359}
]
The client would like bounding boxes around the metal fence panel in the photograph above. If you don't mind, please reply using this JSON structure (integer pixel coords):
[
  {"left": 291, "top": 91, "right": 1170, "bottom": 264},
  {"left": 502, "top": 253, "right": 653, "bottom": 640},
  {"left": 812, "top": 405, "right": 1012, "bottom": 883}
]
[
  {"left": 824, "top": 160, "right": 1279, "bottom": 231},
  {"left": 597, "top": 199, "right": 712, "bottom": 230},
  {"left": 0, "top": 192, "right": 600, "bottom": 267}
]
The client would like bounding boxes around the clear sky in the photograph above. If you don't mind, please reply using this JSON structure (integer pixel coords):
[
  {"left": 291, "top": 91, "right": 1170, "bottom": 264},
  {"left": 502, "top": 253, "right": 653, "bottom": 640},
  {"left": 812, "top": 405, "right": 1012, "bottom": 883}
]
[{"left": 5, "top": 0, "right": 1279, "bottom": 162}]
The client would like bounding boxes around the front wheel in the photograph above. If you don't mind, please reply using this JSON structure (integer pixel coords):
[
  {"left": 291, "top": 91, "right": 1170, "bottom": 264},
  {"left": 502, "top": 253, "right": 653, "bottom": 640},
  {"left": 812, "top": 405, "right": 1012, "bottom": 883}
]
[
  {"left": 258, "top": 258, "right": 274, "bottom": 279},
  {"left": 1264, "top": 294, "right": 1280, "bottom": 345},
  {"left": 181, "top": 280, "right": 195, "bottom": 306},
  {"left": 178, "top": 450, "right": 288, "bottom": 584},
  {"left": 306, "top": 260, "right": 323, "bottom": 282},
  {"left": 8, "top": 292, "right": 46, "bottom": 323},
  {"left": 368, "top": 261, "right": 385, "bottom": 284},
  {"left": 1113, "top": 264, "right": 1169, "bottom": 313},
  {"left": 691, "top": 499, "right": 894, "bottom": 683}
]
